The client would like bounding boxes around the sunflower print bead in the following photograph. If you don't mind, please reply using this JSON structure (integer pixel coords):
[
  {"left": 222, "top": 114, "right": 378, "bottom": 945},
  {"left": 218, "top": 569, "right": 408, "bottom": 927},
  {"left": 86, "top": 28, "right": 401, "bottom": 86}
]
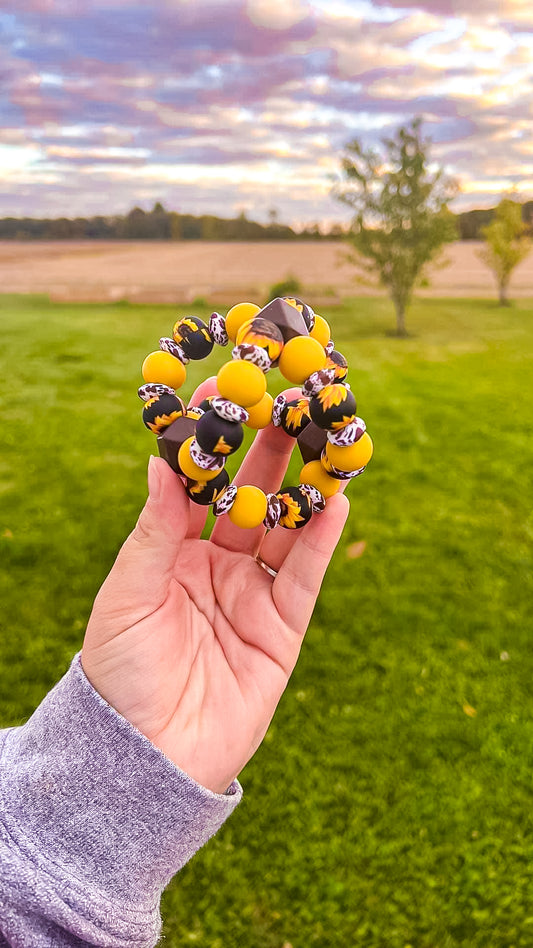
[
  {"left": 324, "top": 349, "right": 348, "bottom": 382},
  {"left": 172, "top": 316, "right": 214, "bottom": 360},
  {"left": 142, "top": 392, "right": 185, "bottom": 433},
  {"left": 279, "top": 397, "right": 311, "bottom": 437},
  {"left": 309, "top": 383, "right": 357, "bottom": 431},
  {"left": 276, "top": 486, "right": 313, "bottom": 529},
  {"left": 185, "top": 468, "right": 230, "bottom": 505},
  {"left": 236, "top": 316, "right": 284, "bottom": 365},
  {"left": 195, "top": 409, "right": 244, "bottom": 456}
]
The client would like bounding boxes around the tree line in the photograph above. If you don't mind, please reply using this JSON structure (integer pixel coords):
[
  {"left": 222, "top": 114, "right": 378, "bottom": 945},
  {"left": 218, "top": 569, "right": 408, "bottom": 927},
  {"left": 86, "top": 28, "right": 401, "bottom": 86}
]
[{"left": 1, "top": 198, "right": 531, "bottom": 242}]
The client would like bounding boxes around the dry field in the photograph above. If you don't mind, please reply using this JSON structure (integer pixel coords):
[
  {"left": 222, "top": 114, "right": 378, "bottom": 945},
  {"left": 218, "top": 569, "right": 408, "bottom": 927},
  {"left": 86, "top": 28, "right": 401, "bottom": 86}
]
[{"left": 0, "top": 239, "right": 531, "bottom": 305}]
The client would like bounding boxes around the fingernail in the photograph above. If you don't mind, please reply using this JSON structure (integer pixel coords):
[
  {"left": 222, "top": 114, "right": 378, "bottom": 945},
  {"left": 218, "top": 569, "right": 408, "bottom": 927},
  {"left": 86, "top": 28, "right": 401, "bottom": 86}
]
[{"left": 147, "top": 455, "right": 162, "bottom": 501}]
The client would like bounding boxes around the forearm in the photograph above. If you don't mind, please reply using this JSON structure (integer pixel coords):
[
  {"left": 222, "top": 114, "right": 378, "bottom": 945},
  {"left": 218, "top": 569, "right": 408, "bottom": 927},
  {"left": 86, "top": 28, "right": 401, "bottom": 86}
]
[{"left": 0, "top": 655, "right": 242, "bottom": 948}]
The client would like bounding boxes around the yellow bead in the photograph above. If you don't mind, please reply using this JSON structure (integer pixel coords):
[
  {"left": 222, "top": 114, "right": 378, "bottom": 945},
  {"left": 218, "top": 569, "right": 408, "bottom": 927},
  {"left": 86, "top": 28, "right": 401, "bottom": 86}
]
[
  {"left": 178, "top": 437, "right": 222, "bottom": 481},
  {"left": 278, "top": 336, "right": 327, "bottom": 384},
  {"left": 299, "top": 461, "right": 341, "bottom": 498},
  {"left": 309, "top": 314, "right": 331, "bottom": 348},
  {"left": 227, "top": 485, "right": 268, "bottom": 528},
  {"left": 142, "top": 351, "right": 186, "bottom": 390},
  {"left": 325, "top": 432, "right": 373, "bottom": 471},
  {"left": 217, "top": 359, "right": 267, "bottom": 407},
  {"left": 245, "top": 392, "right": 274, "bottom": 429},
  {"left": 225, "top": 302, "right": 261, "bottom": 342}
]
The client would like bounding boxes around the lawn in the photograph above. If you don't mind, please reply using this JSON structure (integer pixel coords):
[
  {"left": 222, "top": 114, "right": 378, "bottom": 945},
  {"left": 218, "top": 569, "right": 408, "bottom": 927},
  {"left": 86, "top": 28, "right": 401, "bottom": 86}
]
[{"left": 1, "top": 292, "right": 533, "bottom": 947}]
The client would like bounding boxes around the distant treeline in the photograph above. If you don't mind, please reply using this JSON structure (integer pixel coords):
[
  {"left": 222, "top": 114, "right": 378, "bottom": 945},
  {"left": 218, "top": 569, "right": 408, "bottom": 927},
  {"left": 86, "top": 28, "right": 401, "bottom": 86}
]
[{"left": 1, "top": 200, "right": 532, "bottom": 241}]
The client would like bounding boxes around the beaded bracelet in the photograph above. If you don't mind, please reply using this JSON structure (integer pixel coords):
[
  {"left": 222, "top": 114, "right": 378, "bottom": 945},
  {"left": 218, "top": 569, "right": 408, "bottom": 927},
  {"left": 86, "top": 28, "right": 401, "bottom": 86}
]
[{"left": 138, "top": 297, "right": 373, "bottom": 530}]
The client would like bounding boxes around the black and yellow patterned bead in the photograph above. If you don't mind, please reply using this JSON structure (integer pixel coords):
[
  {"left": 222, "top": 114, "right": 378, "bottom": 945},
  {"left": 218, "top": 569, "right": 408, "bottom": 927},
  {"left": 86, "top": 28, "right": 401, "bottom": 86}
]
[
  {"left": 142, "top": 392, "right": 185, "bottom": 434},
  {"left": 195, "top": 409, "right": 244, "bottom": 456},
  {"left": 276, "top": 485, "right": 313, "bottom": 530},
  {"left": 235, "top": 316, "right": 284, "bottom": 365},
  {"left": 278, "top": 397, "right": 311, "bottom": 437},
  {"left": 172, "top": 316, "right": 214, "bottom": 360},
  {"left": 185, "top": 468, "right": 230, "bottom": 505},
  {"left": 309, "top": 383, "right": 357, "bottom": 431}
]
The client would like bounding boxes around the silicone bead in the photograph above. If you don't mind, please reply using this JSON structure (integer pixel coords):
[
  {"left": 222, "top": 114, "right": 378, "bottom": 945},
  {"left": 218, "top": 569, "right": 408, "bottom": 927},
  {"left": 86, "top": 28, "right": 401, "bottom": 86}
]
[
  {"left": 245, "top": 392, "right": 273, "bottom": 429},
  {"left": 225, "top": 302, "right": 261, "bottom": 342},
  {"left": 263, "top": 492, "right": 282, "bottom": 529},
  {"left": 232, "top": 344, "right": 271, "bottom": 372},
  {"left": 327, "top": 417, "right": 366, "bottom": 446},
  {"left": 227, "top": 485, "right": 268, "bottom": 528},
  {"left": 299, "top": 460, "right": 341, "bottom": 498},
  {"left": 195, "top": 409, "right": 244, "bottom": 456},
  {"left": 217, "top": 359, "right": 267, "bottom": 407},
  {"left": 272, "top": 392, "right": 287, "bottom": 427},
  {"left": 282, "top": 296, "right": 315, "bottom": 331},
  {"left": 142, "top": 350, "right": 187, "bottom": 390},
  {"left": 157, "top": 415, "right": 199, "bottom": 473},
  {"left": 325, "top": 349, "right": 348, "bottom": 382},
  {"left": 309, "top": 384, "right": 357, "bottom": 431},
  {"left": 302, "top": 368, "right": 337, "bottom": 398},
  {"left": 196, "top": 395, "right": 215, "bottom": 414},
  {"left": 279, "top": 397, "right": 311, "bottom": 437},
  {"left": 236, "top": 317, "right": 284, "bottom": 364},
  {"left": 276, "top": 486, "right": 313, "bottom": 530},
  {"left": 278, "top": 336, "right": 327, "bottom": 384},
  {"left": 211, "top": 397, "right": 249, "bottom": 424},
  {"left": 172, "top": 316, "right": 214, "bottom": 360},
  {"left": 189, "top": 439, "right": 227, "bottom": 472},
  {"left": 138, "top": 382, "right": 177, "bottom": 401},
  {"left": 309, "top": 314, "right": 331, "bottom": 348},
  {"left": 142, "top": 393, "right": 185, "bottom": 434},
  {"left": 213, "top": 484, "right": 238, "bottom": 517},
  {"left": 185, "top": 406, "right": 204, "bottom": 421},
  {"left": 209, "top": 312, "right": 228, "bottom": 347},
  {"left": 299, "top": 483, "right": 326, "bottom": 512},
  {"left": 325, "top": 431, "right": 373, "bottom": 471},
  {"left": 321, "top": 452, "right": 366, "bottom": 480},
  {"left": 178, "top": 437, "right": 223, "bottom": 481},
  {"left": 297, "top": 420, "right": 327, "bottom": 464},
  {"left": 185, "top": 468, "right": 230, "bottom": 505},
  {"left": 258, "top": 298, "right": 309, "bottom": 342},
  {"left": 159, "top": 337, "right": 189, "bottom": 364}
]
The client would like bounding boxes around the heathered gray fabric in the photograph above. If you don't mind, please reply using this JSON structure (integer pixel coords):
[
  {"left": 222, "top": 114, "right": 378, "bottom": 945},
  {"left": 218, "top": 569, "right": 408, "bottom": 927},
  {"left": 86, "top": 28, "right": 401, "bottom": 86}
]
[{"left": 0, "top": 653, "right": 242, "bottom": 947}]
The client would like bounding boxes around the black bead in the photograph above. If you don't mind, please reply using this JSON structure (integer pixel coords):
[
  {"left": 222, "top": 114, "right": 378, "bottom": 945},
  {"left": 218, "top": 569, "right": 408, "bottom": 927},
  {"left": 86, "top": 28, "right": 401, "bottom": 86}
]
[
  {"left": 309, "top": 384, "right": 357, "bottom": 431},
  {"left": 279, "top": 397, "right": 311, "bottom": 437},
  {"left": 185, "top": 468, "right": 230, "bottom": 505},
  {"left": 173, "top": 316, "right": 214, "bottom": 360},
  {"left": 276, "top": 486, "right": 313, "bottom": 529},
  {"left": 195, "top": 409, "right": 244, "bottom": 456},
  {"left": 142, "top": 393, "right": 185, "bottom": 434}
]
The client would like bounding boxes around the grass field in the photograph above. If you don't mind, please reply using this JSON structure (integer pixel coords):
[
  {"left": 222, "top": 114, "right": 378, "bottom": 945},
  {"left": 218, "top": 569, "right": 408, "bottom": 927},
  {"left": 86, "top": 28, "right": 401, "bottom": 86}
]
[{"left": 1, "top": 293, "right": 533, "bottom": 946}]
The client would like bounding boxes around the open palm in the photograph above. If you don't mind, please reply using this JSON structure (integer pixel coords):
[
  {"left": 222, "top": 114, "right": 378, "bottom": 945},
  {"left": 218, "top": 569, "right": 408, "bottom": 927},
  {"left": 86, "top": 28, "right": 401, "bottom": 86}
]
[{"left": 82, "top": 380, "right": 349, "bottom": 794}]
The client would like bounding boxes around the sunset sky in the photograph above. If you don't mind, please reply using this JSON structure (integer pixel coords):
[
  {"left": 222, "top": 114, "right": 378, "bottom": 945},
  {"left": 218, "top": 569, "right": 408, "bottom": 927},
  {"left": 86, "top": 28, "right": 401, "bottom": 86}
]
[{"left": 1, "top": 0, "right": 532, "bottom": 227}]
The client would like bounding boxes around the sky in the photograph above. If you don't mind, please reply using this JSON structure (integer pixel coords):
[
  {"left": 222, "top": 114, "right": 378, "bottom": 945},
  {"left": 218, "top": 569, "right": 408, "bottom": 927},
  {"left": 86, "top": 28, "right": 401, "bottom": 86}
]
[{"left": 1, "top": 0, "right": 532, "bottom": 228}]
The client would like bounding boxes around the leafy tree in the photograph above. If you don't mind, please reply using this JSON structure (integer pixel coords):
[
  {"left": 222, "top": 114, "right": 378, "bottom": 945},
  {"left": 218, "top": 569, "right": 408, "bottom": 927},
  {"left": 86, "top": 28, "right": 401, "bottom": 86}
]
[
  {"left": 478, "top": 197, "right": 531, "bottom": 306},
  {"left": 334, "top": 117, "right": 458, "bottom": 335}
]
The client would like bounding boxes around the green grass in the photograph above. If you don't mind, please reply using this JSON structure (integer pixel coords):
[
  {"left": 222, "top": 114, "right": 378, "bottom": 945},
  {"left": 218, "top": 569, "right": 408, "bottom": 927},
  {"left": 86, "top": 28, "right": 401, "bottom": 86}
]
[{"left": 1, "top": 293, "right": 533, "bottom": 946}]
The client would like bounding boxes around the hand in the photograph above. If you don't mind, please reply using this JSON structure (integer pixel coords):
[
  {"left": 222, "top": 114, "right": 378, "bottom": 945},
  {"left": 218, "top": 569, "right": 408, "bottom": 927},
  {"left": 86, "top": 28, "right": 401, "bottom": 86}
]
[{"left": 81, "top": 379, "right": 349, "bottom": 794}]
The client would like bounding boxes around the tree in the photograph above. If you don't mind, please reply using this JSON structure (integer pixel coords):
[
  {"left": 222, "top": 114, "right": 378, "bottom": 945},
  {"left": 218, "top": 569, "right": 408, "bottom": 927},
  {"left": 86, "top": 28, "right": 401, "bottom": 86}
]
[
  {"left": 334, "top": 117, "right": 458, "bottom": 335},
  {"left": 478, "top": 197, "right": 531, "bottom": 306}
]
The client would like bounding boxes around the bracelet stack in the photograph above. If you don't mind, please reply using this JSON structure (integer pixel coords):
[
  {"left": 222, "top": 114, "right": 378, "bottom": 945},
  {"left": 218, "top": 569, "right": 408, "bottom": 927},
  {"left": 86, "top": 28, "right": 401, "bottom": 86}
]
[{"left": 138, "top": 297, "right": 373, "bottom": 530}]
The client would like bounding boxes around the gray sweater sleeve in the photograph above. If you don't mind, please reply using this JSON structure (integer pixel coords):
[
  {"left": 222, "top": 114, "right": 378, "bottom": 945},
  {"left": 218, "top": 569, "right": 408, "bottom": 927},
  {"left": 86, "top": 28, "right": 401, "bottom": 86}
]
[{"left": 0, "top": 653, "right": 243, "bottom": 948}]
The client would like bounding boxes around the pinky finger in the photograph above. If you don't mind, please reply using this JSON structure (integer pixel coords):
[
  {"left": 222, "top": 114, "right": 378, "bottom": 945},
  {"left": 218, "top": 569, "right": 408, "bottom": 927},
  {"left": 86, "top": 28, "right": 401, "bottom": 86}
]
[{"left": 272, "top": 493, "right": 350, "bottom": 636}]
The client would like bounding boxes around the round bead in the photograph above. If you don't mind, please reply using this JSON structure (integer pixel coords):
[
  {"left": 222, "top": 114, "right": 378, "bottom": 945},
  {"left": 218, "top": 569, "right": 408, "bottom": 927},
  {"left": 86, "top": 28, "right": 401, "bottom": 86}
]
[
  {"left": 321, "top": 452, "right": 366, "bottom": 480},
  {"left": 185, "top": 468, "right": 230, "bottom": 505},
  {"left": 172, "top": 316, "right": 214, "bottom": 360},
  {"left": 278, "top": 336, "right": 327, "bottom": 384},
  {"left": 209, "top": 311, "right": 229, "bottom": 347},
  {"left": 325, "top": 432, "right": 374, "bottom": 471},
  {"left": 276, "top": 486, "right": 313, "bottom": 530},
  {"left": 142, "top": 350, "right": 187, "bottom": 390},
  {"left": 279, "top": 397, "right": 311, "bottom": 437},
  {"left": 309, "top": 314, "right": 331, "bottom": 348},
  {"left": 327, "top": 417, "right": 366, "bottom": 446},
  {"left": 232, "top": 343, "right": 271, "bottom": 372},
  {"left": 309, "top": 384, "right": 357, "bottom": 431},
  {"left": 236, "top": 317, "right": 284, "bottom": 364},
  {"left": 299, "top": 460, "right": 341, "bottom": 498},
  {"left": 138, "top": 382, "right": 176, "bottom": 401},
  {"left": 217, "top": 359, "right": 267, "bottom": 407},
  {"left": 195, "top": 409, "right": 244, "bottom": 456},
  {"left": 282, "top": 297, "right": 315, "bottom": 331},
  {"left": 159, "top": 336, "right": 188, "bottom": 364},
  {"left": 225, "top": 302, "right": 261, "bottom": 342},
  {"left": 142, "top": 393, "right": 185, "bottom": 434},
  {"left": 213, "top": 484, "right": 238, "bottom": 517},
  {"left": 263, "top": 492, "right": 282, "bottom": 529},
  {"left": 227, "top": 485, "right": 268, "bottom": 529},
  {"left": 245, "top": 392, "right": 273, "bottom": 429},
  {"left": 325, "top": 349, "right": 348, "bottom": 382},
  {"left": 177, "top": 437, "right": 222, "bottom": 481},
  {"left": 195, "top": 395, "right": 215, "bottom": 414}
]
